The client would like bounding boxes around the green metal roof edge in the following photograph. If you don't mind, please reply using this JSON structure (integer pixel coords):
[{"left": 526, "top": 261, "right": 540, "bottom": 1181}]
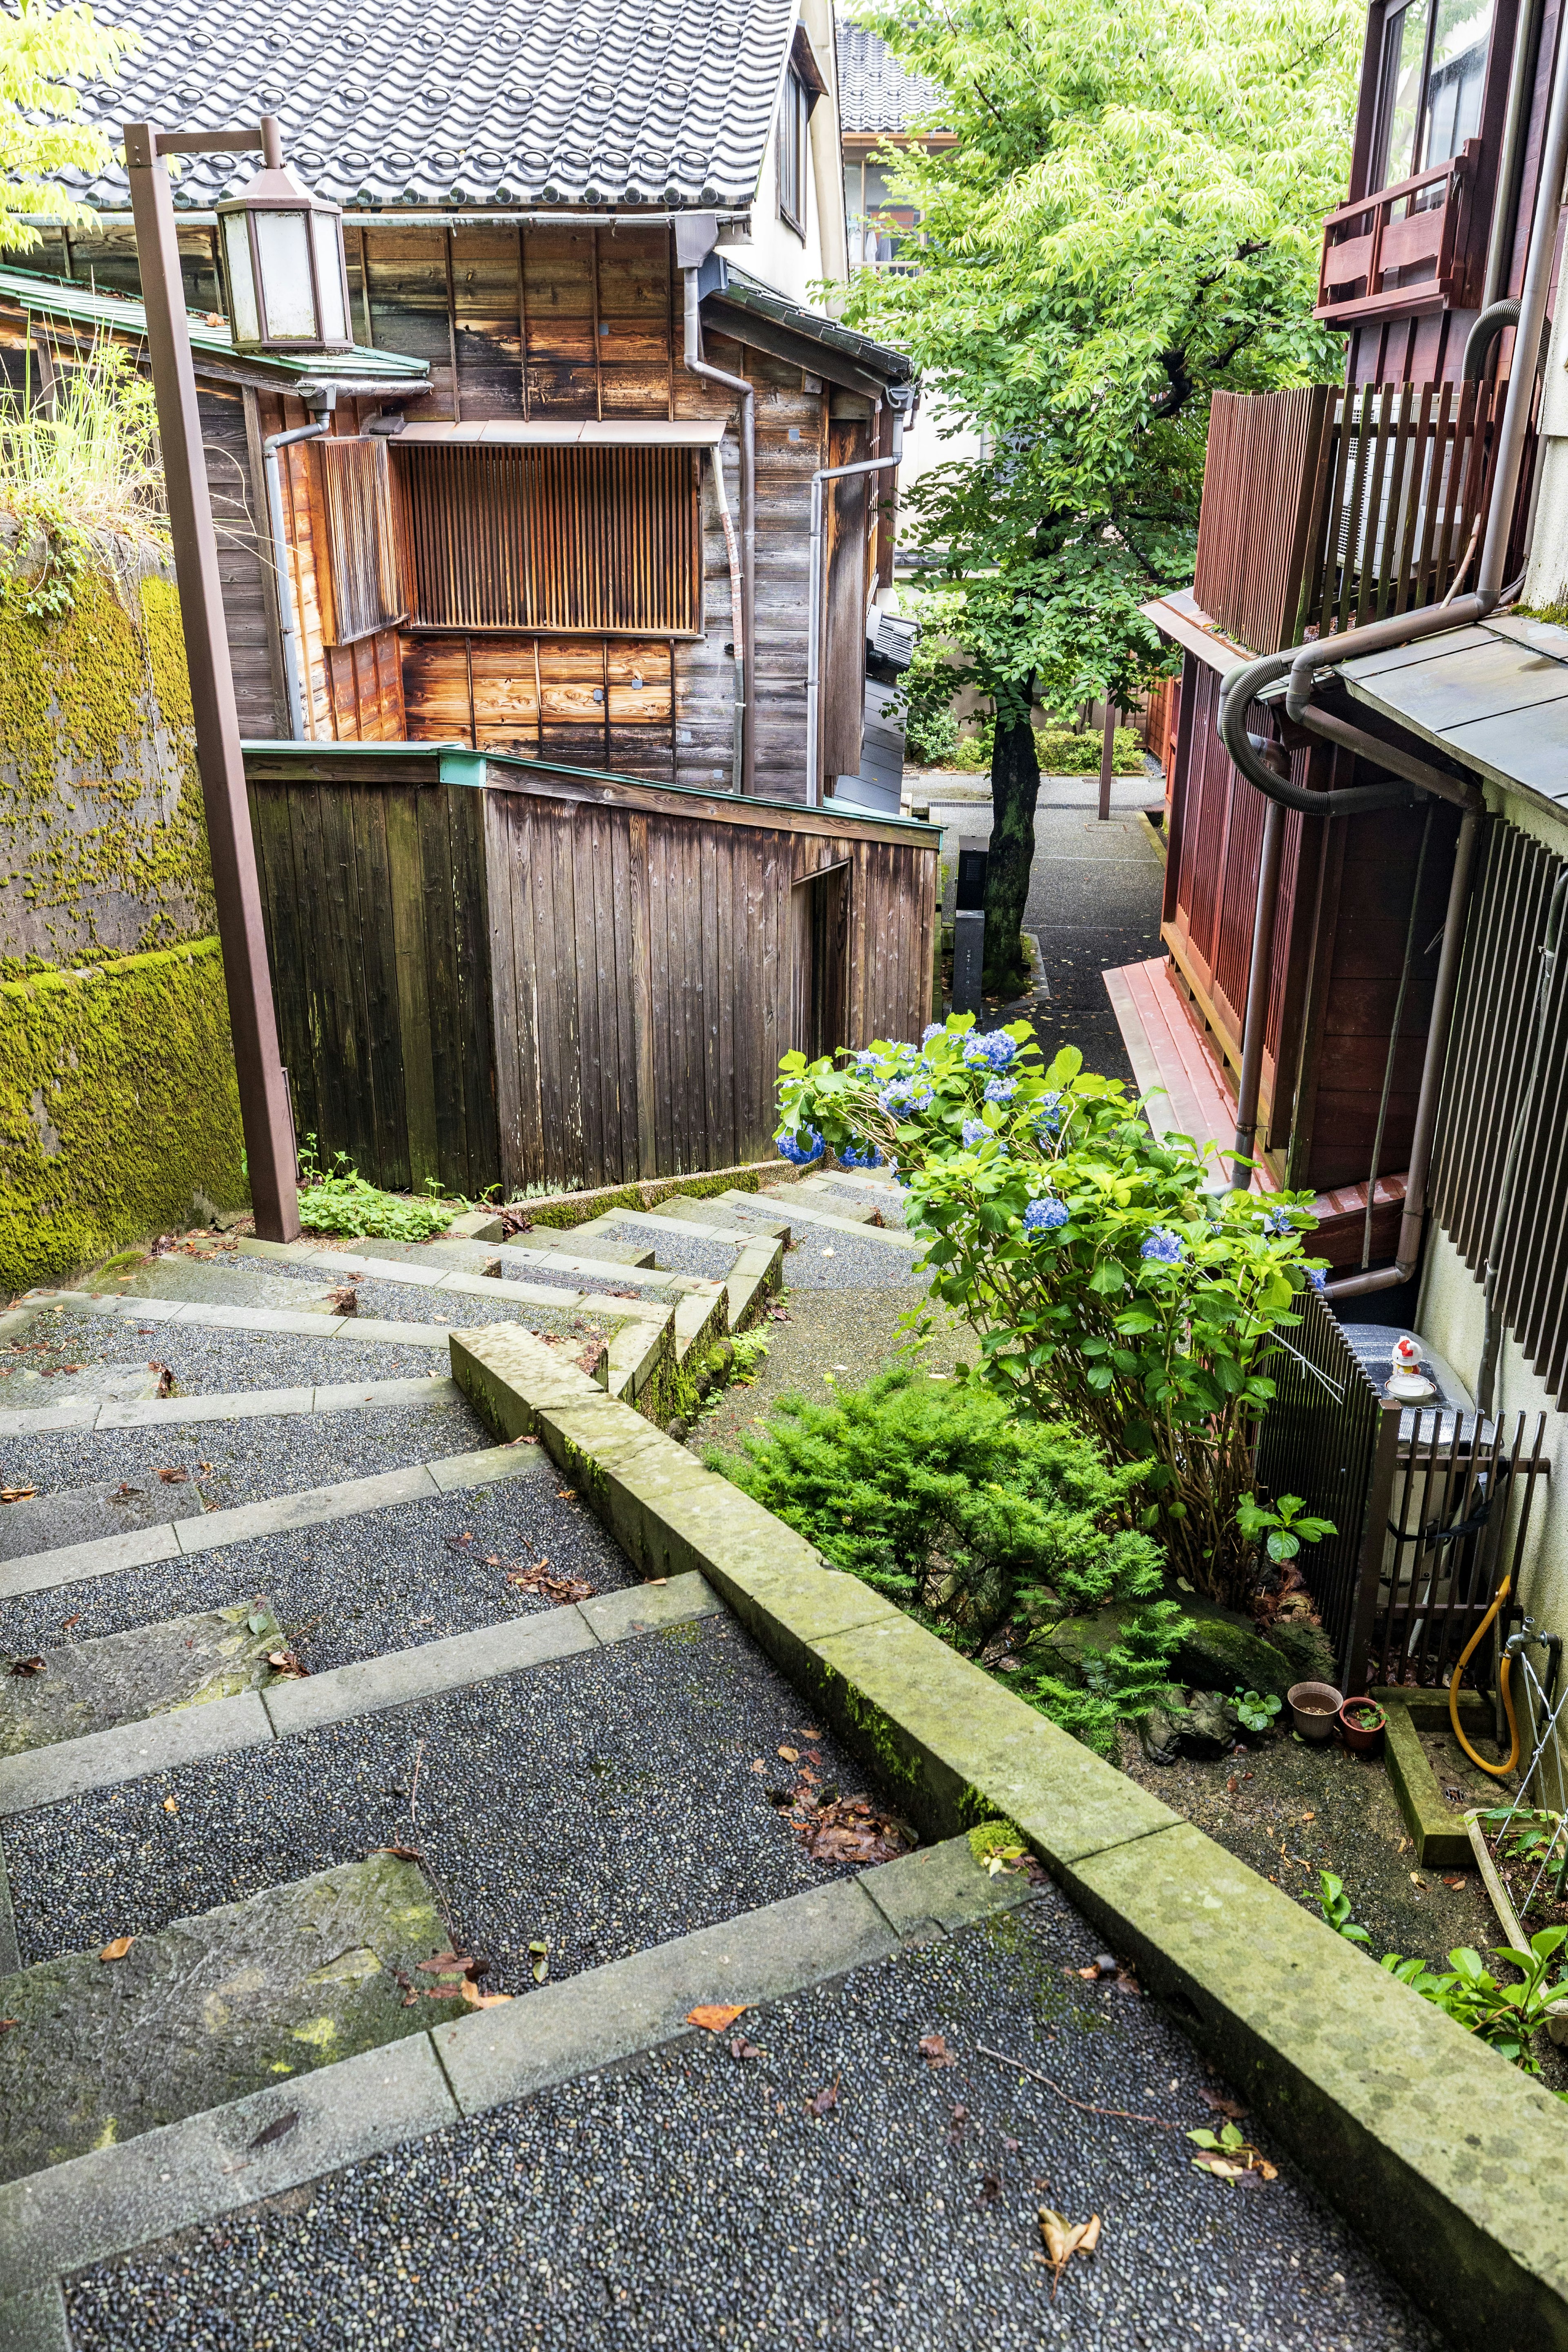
[
  {"left": 240, "top": 737, "right": 940, "bottom": 835},
  {"left": 0, "top": 264, "right": 428, "bottom": 381},
  {"left": 709, "top": 262, "right": 914, "bottom": 383}
]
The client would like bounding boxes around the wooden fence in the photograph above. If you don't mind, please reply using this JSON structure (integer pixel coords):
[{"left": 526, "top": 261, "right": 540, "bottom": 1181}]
[
  {"left": 1193, "top": 376, "right": 1529, "bottom": 658},
  {"left": 245, "top": 745, "right": 939, "bottom": 1197}
]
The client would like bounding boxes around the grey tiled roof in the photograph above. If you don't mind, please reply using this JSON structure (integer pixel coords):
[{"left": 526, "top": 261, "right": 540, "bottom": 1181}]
[
  {"left": 65, "top": 0, "right": 797, "bottom": 212},
  {"left": 835, "top": 14, "right": 948, "bottom": 135}
]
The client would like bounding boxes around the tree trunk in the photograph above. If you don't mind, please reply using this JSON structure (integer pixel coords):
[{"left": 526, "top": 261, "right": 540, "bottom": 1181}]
[{"left": 984, "top": 690, "right": 1040, "bottom": 993}]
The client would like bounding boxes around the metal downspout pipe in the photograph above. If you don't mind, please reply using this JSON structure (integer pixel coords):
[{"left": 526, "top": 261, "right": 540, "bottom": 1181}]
[
  {"left": 263, "top": 401, "right": 334, "bottom": 741},
  {"left": 805, "top": 387, "right": 913, "bottom": 807},
  {"left": 679, "top": 260, "right": 755, "bottom": 794},
  {"left": 1214, "top": 31, "right": 1568, "bottom": 1286}
]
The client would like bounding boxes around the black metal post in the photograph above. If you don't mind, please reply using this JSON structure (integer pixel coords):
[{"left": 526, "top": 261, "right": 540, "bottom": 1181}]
[{"left": 124, "top": 120, "right": 300, "bottom": 1242}]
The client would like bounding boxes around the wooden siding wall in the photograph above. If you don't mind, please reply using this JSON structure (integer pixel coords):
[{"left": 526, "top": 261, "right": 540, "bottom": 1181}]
[
  {"left": 1164, "top": 653, "right": 1462, "bottom": 1194},
  {"left": 249, "top": 759, "right": 499, "bottom": 1194},
  {"left": 245, "top": 753, "right": 937, "bottom": 1195},
  {"left": 403, "top": 635, "right": 676, "bottom": 773},
  {"left": 23, "top": 220, "right": 875, "bottom": 800}
]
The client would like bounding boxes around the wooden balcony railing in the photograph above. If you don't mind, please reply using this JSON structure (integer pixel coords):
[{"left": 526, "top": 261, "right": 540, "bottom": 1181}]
[
  {"left": 1315, "top": 144, "right": 1478, "bottom": 321},
  {"left": 1191, "top": 373, "right": 1528, "bottom": 658}
]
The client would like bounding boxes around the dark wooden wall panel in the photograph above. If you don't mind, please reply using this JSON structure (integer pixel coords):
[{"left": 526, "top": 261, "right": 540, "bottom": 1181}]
[{"left": 199, "top": 385, "right": 286, "bottom": 740}]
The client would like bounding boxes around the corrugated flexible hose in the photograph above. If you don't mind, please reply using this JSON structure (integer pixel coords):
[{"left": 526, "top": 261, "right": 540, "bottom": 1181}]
[{"left": 1449, "top": 1577, "right": 1520, "bottom": 1778}]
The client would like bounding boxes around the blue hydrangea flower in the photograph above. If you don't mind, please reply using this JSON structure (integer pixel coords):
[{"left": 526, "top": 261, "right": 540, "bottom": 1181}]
[
  {"left": 1032, "top": 1091, "right": 1063, "bottom": 1136},
  {"left": 1308, "top": 1266, "right": 1327, "bottom": 1293},
  {"left": 840, "top": 1141, "right": 883, "bottom": 1169},
  {"left": 962, "top": 1031, "right": 1017, "bottom": 1071},
  {"left": 983, "top": 1076, "right": 1016, "bottom": 1105},
  {"left": 777, "top": 1126, "right": 824, "bottom": 1166},
  {"left": 1023, "top": 1194, "right": 1070, "bottom": 1235},
  {"left": 1140, "top": 1226, "right": 1185, "bottom": 1265},
  {"left": 1257, "top": 1204, "right": 1293, "bottom": 1237},
  {"left": 960, "top": 1118, "right": 991, "bottom": 1148},
  {"left": 920, "top": 1022, "right": 944, "bottom": 1043}
]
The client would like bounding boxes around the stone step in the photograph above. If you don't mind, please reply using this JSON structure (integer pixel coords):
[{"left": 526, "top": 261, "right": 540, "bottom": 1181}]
[
  {"left": 0, "top": 1476, "right": 206, "bottom": 1566},
  {"left": 0, "top": 1573, "right": 722, "bottom": 1807},
  {"left": 0, "top": 1374, "right": 465, "bottom": 1441},
  {"left": 755, "top": 1190, "right": 919, "bottom": 1246},
  {"left": 0, "top": 1834, "right": 1029, "bottom": 2288},
  {"left": 647, "top": 1192, "right": 792, "bottom": 1245},
  {"left": 0, "top": 1601, "right": 285, "bottom": 1758},
  {"left": 0, "top": 1441, "right": 542, "bottom": 1604},
  {"left": 788, "top": 1177, "right": 881, "bottom": 1223}
]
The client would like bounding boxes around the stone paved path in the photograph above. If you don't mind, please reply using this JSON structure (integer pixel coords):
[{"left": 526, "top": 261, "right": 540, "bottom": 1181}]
[{"left": 0, "top": 1169, "right": 1445, "bottom": 2341}]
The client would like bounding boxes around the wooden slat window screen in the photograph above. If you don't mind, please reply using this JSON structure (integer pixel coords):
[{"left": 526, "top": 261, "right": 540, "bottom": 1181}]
[
  {"left": 317, "top": 437, "right": 407, "bottom": 646},
  {"left": 398, "top": 444, "right": 701, "bottom": 635},
  {"left": 1430, "top": 817, "right": 1568, "bottom": 1402}
]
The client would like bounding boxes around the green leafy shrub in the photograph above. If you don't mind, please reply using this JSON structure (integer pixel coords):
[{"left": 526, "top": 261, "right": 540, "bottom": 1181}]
[
  {"left": 708, "top": 1365, "right": 1185, "bottom": 1753},
  {"left": 1317, "top": 1871, "right": 1370, "bottom": 1944},
  {"left": 1381, "top": 1929, "right": 1568, "bottom": 2077},
  {"left": 297, "top": 1144, "right": 453, "bottom": 1243},
  {"left": 1034, "top": 726, "right": 1143, "bottom": 776},
  {"left": 775, "top": 1017, "right": 1324, "bottom": 1605}
]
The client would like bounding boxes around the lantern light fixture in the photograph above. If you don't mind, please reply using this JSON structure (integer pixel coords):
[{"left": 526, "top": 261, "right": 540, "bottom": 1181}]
[{"left": 215, "top": 115, "right": 352, "bottom": 354}]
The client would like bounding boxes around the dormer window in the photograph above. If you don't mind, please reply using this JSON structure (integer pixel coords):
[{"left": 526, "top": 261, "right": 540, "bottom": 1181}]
[{"left": 1372, "top": 0, "right": 1494, "bottom": 191}]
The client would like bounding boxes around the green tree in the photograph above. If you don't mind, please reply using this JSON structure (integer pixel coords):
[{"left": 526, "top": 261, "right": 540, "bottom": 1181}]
[
  {"left": 844, "top": 0, "right": 1356, "bottom": 984},
  {"left": 0, "top": 1, "right": 138, "bottom": 254}
]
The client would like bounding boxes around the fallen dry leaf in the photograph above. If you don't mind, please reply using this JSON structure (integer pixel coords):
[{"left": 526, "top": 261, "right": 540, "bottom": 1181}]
[
  {"left": 163, "top": 1796, "right": 178, "bottom": 1815},
  {"left": 506, "top": 1562, "right": 594, "bottom": 1605},
  {"left": 155, "top": 1466, "right": 188, "bottom": 1486},
  {"left": 750, "top": 1759, "right": 765, "bottom": 1774},
  {"left": 797, "top": 1728, "right": 821, "bottom": 1742},
  {"left": 109, "top": 1483, "right": 142, "bottom": 1503},
  {"left": 529, "top": 1940, "right": 549, "bottom": 1984},
  {"left": 794, "top": 1793, "right": 911, "bottom": 1868},
  {"left": 266, "top": 1650, "right": 309, "bottom": 1679},
  {"left": 1192, "top": 2147, "right": 1278, "bottom": 2183},
  {"left": 777, "top": 1744, "right": 800, "bottom": 1762},
  {"left": 980, "top": 2173, "right": 1002, "bottom": 2202},
  {"left": 806, "top": 2078, "right": 840, "bottom": 2115},
  {"left": 0, "top": 1485, "right": 36, "bottom": 1503},
  {"left": 1038, "top": 2208, "right": 1102, "bottom": 2290},
  {"left": 372, "top": 1844, "right": 423, "bottom": 1862},
  {"left": 325, "top": 1285, "right": 359, "bottom": 1316},
  {"left": 1410, "top": 1873, "right": 1427, "bottom": 1889},
  {"left": 9, "top": 1657, "right": 44, "bottom": 1677},
  {"left": 461, "top": 1981, "right": 512, "bottom": 2009},
  {"left": 148, "top": 1361, "right": 174, "bottom": 1396},
  {"left": 918, "top": 2034, "right": 956, "bottom": 2068},
  {"left": 556, "top": 1488, "right": 579, "bottom": 1503},
  {"left": 60, "top": 1613, "right": 81, "bottom": 1630},
  {"left": 249, "top": 2110, "right": 298, "bottom": 2150},
  {"left": 728, "top": 2035, "right": 766, "bottom": 2061},
  {"left": 99, "top": 1936, "right": 135, "bottom": 1962},
  {"left": 0, "top": 2018, "right": 19, "bottom": 2032},
  {"left": 687, "top": 2003, "right": 747, "bottom": 2033},
  {"left": 1443, "top": 1874, "right": 1468, "bottom": 1889},
  {"left": 1196, "top": 2087, "right": 1248, "bottom": 2121}
]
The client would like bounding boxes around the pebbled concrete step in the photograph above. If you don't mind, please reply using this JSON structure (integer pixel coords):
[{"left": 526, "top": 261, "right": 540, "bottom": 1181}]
[
  {"left": 0, "top": 1853, "right": 447, "bottom": 2185},
  {"left": 0, "top": 1601, "right": 285, "bottom": 1758},
  {"left": 0, "top": 1374, "right": 466, "bottom": 1441},
  {"left": 0, "top": 1361, "right": 172, "bottom": 1418},
  {"left": 0, "top": 1475, "right": 206, "bottom": 1565}
]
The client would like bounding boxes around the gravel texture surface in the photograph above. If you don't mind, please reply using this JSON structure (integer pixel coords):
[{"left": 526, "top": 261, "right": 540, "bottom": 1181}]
[
  {"left": 8, "top": 1617, "right": 884, "bottom": 1985},
  {"left": 597, "top": 1220, "right": 739, "bottom": 1279},
  {"left": 3, "top": 1307, "right": 450, "bottom": 1392},
  {"left": 0, "top": 1397, "right": 490, "bottom": 1510},
  {"left": 0, "top": 1461, "right": 633, "bottom": 1673},
  {"left": 63, "top": 1895, "right": 1442, "bottom": 2352},
  {"left": 778, "top": 1229, "right": 926, "bottom": 1291}
]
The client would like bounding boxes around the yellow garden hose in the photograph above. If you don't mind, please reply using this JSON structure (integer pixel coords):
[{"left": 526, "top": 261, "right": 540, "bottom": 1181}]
[{"left": 1449, "top": 1575, "right": 1520, "bottom": 1779}]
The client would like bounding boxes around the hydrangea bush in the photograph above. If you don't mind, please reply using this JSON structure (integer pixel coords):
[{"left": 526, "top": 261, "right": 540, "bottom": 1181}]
[{"left": 775, "top": 1017, "right": 1325, "bottom": 1605}]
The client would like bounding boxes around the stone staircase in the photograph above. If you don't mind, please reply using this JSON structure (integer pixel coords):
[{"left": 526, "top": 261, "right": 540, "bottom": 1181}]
[{"left": 0, "top": 1181, "right": 1441, "bottom": 2352}]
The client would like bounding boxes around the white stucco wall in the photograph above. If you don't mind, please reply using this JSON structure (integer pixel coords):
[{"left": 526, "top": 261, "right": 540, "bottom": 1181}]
[
  {"left": 1524, "top": 271, "right": 1568, "bottom": 612},
  {"left": 744, "top": 0, "right": 850, "bottom": 307}
]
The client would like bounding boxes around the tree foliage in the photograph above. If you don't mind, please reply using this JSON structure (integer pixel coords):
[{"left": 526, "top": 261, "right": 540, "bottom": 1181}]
[
  {"left": 845, "top": 0, "right": 1358, "bottom": 712},
  {"left": 0, "top": 2, "right": 138, "bottom": 254}
]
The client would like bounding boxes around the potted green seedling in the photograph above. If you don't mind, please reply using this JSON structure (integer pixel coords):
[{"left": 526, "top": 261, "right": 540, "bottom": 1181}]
[{"left": 1338, "top": 1695, "right": 1387, "bottom": 1755}]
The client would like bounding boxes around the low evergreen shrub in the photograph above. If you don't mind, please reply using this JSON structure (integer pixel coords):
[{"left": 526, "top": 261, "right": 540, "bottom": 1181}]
[
  {"left": 708, "top": 1365, "right": 1187, "bottom": 1754},
  {"left": 296, "top": 1144, "right": 454, "bottom": 1243}
]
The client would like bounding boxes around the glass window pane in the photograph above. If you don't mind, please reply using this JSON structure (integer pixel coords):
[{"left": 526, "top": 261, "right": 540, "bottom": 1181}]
[
  {"left": 1380, "top": 0, "right": 1431, "bottom": 188},
  {"left": 222, "top": 213, "right": 260, "bottom": 344},
  {"left": 1422, "top": 0, "right": 1494, "bottom": 167},
  {"left": 254, "top": 209, "right": 316, "bottom": 339},
  {"left": 312, "top": 210, "right": 348, "bottom": 343}
]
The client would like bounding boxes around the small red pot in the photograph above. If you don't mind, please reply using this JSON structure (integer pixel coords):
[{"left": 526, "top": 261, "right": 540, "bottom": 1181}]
[{"left": 1338, "top": 1697, "right": 1387, "bottom": 1754}]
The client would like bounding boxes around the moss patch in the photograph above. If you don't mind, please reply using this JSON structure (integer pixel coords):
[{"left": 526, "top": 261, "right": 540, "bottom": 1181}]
[
  {"left": 0, "top": 938, "right": 246, "bottom": 1292},
  {"left": 0, "top": 556, "right": 212, "bottom": 970}
]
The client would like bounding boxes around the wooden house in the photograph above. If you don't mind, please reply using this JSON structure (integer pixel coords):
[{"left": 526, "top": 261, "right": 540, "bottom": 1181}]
[
  {"left": 1122, "top": 0, "right": 1560, "bottom": 1274},
  {"left": 6, "top": 0, "right": 915, "bottom": 811},
  {"left": 1123, "top": 0, "right": 1568, "bottom": 1690},
  {"left": 0, "top": 0, "right": 940, "bottom": 1192}
]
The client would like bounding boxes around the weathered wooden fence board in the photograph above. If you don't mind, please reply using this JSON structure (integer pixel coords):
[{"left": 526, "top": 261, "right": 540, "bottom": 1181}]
[{"left": 246, "top": 749, "right": 937, "bottom": 1197}]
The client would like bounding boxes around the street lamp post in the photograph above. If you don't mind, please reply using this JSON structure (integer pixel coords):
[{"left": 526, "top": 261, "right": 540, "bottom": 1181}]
[{"left": 124, "top": 116, "right": 302, "bottom": 1243}]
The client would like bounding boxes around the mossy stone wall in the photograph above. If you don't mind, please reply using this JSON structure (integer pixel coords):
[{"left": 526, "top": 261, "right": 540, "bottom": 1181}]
[
  {"left": 0, "top": 545, "right": 213, "bottom": 972},
  {"left": 0, "top": 939, "right": 246, "bottom": 1290}
]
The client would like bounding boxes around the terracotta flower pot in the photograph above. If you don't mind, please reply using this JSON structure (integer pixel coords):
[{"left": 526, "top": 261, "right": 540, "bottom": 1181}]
[
  {"left": 1287, "top": 1680, "right": 1343, "bottom": 1742},
  {"left": 1338, "top": 1697, "right": 1387, "bottom": 1754}
]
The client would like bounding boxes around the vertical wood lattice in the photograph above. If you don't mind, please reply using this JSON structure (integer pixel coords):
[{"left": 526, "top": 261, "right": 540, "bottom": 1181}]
[
  {"left": 315, "top": 437, "right": 407, "bottom": 647},
  {"left": 397, "top": 443, "right": 701, "bottom": 635}
]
